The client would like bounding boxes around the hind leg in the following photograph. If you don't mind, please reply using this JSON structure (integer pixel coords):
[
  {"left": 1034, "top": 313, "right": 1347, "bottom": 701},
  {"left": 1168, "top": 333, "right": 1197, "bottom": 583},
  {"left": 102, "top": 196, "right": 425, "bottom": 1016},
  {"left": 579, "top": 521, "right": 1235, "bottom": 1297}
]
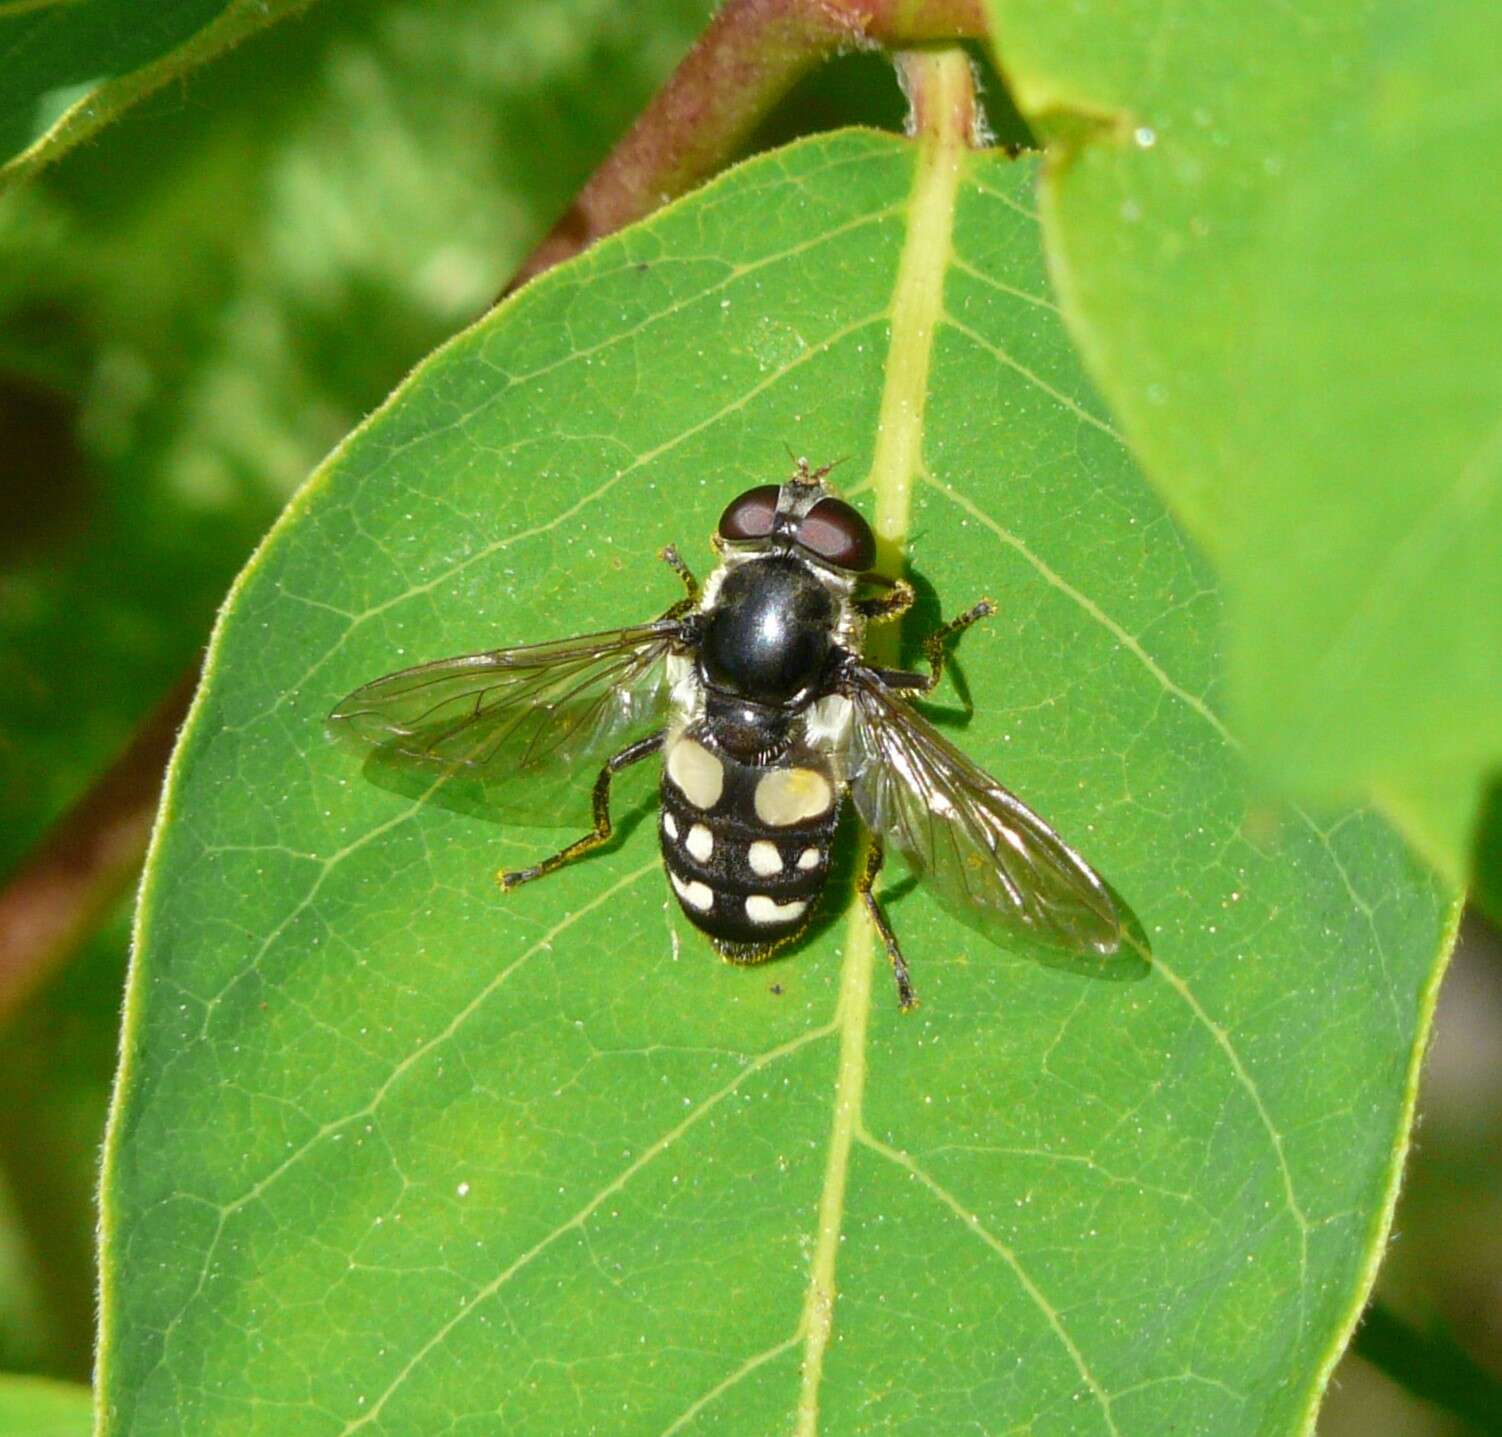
[
  {"left": 497, "top": 732, "right": 664, "bottom": 891},
  {"left": 856, "top": 838, "right": 917, "bottom": 1011}
]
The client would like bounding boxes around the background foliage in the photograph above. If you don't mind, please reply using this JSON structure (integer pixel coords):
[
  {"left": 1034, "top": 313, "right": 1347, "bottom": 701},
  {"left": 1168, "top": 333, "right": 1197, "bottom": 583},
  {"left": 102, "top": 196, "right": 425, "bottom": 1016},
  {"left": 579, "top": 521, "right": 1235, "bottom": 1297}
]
[
  {"left": 0, "top": 1, "right": 1497, "bottom": 1433},
  {"left": 982, "top": 0, "right": 1502, "bottom": 884}
]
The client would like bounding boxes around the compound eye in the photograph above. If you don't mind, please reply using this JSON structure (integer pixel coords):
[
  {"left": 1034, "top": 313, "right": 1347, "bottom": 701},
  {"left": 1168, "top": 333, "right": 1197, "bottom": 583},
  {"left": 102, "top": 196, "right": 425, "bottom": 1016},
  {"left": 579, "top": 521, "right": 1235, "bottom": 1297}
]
[
  {"left": 797, "top": 497, "right": 876, "bottom": 572},
  {"left": 717, "top": 485, "right": 780, "bottom": 542}
]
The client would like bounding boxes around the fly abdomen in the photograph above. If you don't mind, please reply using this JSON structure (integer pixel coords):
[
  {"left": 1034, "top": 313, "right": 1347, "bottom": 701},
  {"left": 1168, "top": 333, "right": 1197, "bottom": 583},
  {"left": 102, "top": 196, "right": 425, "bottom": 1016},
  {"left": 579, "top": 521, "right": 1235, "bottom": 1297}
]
[{"left": 661, "top": 725, "right": 839, "bottom": 960}]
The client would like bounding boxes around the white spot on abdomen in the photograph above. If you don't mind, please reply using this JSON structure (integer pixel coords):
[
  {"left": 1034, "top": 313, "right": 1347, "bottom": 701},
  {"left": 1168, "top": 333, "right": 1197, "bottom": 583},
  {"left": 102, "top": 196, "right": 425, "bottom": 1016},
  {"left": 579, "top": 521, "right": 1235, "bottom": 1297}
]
[
  {"left": 685, "top": 823, "right": 714, "bottom": 862},
  {"left": 753, "top": 767, "right": 832, "bottom": 826},
  {"left": 663, "top": 812, "right": 679, "bottom": 840},
  {"left": 747, "top": 840, "right": 782, "bottom": 876},
  {"left": 797, "top": 847, "right": 820, "bottom": 870},
  {"left": 746, "top": 894, "right": 808, "bottom": 924},
  {"left": 669, "top": 870, "right": 714, "bottom": 912},
  {"left": 667, "top": 737, "right": 724, "bottom": 810}
]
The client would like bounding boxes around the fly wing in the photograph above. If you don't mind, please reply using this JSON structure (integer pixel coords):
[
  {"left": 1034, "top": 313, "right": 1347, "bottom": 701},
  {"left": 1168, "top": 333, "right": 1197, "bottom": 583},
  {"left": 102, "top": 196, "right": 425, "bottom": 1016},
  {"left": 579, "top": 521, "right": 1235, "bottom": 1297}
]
[
  {"left": 845, "top": 665, "right": 1144, "bottom": 976},
  {"left": 327, "top": 619, "right": 682, "bottom": 822}
]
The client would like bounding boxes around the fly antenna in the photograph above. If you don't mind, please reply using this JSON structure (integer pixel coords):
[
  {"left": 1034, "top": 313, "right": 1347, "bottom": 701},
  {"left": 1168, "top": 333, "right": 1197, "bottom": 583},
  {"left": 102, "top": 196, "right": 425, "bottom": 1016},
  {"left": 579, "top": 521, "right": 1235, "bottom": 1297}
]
[
  {"left": 783, "top": 448, "right": 848, "bottom": 488},
  {"left": 811, "top": 455, "right": 849, "bottom": 482}
]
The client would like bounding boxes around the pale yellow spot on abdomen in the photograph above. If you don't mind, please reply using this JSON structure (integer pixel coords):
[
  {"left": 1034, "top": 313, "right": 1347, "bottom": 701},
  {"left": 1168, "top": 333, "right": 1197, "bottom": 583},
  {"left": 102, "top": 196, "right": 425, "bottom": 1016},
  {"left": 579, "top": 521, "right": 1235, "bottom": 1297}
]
[
  {"left": 685, "top": 823, "right": 714, "bottom": 862},
  {"left": 754, "top": 767, "right": 833, "bottom": 826},
  {"left": 669, "top": 870, "right": 714, "bottom": 912},
  {"left": 666, "top": 737, "right": 724, "bottom": 810}
]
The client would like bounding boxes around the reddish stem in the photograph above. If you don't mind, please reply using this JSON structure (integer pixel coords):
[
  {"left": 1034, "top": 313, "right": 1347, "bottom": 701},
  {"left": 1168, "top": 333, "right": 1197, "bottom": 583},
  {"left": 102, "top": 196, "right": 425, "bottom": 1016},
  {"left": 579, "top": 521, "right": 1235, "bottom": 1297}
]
[
  {"left": 507, "top": 0, "right": 987, "bottom": 291},
  {"left": 0, "top": 669, "right": 199, "bottom": 1022}
]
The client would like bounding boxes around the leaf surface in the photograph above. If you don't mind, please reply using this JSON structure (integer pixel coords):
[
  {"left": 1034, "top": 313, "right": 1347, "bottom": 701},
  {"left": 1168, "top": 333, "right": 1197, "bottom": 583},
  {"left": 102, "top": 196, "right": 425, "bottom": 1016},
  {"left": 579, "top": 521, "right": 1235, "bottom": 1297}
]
[
  {"left": 981, "top": 0, "right": 1502, "bottom": 880},
  {"left": 100, "top": 121, "right": 1453, "bottom": 1435}
]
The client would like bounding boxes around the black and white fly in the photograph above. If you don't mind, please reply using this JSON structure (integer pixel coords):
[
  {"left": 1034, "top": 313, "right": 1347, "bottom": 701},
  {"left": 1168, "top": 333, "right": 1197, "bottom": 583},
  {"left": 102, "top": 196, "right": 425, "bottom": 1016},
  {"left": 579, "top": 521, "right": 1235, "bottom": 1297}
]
[{"left": 328, "top": 461, "right": 1143, "bottom": 1008}]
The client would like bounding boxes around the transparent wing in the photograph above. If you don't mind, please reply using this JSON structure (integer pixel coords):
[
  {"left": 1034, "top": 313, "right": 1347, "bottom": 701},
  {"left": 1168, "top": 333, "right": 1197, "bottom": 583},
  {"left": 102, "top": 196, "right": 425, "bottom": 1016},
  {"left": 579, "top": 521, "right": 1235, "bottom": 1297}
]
[
  {"left": 327, "top": 620, "right": 681, "bottom": 822},
  {"left": 846, "top": 666, "right": 1144, "bottom": 976}
]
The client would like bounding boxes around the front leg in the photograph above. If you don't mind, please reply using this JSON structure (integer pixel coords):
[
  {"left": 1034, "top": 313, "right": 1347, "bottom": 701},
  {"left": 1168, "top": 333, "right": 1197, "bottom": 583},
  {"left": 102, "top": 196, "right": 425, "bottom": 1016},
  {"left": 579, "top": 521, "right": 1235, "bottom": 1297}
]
[
  {"left": 659, "top": 544, "right": 700, "bottom": 613},
  {"left": 856, "top": 577, "right": 915, "bottom": 624},
  {"left": 497, "top": 732, "right": 664, "bottom": 891},
  {"left": 869, "top": 597, "right": 995, "bottom": 694}
]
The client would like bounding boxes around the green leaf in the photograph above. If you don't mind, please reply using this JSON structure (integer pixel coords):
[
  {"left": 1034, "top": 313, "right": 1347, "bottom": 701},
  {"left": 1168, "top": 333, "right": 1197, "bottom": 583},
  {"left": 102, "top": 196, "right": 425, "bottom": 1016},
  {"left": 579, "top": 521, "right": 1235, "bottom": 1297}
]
[
  {"left": 0, "top": 0, "right": 311, "bottom": 191},
  {"left": 101, "top": 110, "right": 1454, "bottom": 1434},
  {"left": 980, "top": 0, "right": 1502, "bottom": 882},
  {"left": 0, "top": 1374, "right": 92, "bottom": 1435}
]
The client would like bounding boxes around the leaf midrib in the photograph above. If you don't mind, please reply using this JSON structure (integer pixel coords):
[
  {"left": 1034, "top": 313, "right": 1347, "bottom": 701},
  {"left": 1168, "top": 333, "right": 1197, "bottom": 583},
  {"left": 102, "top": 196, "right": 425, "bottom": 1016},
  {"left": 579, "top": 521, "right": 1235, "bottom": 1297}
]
[{"left": 792, "top": 49, "right": 973, "bottom": 1436}]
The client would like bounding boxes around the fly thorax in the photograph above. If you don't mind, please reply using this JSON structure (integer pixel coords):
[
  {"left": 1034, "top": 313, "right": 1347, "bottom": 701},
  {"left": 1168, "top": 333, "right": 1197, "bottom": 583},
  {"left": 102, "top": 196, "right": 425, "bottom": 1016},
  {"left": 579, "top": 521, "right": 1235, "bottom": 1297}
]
[{"left": 698, "top": 555, "right": 835, "bottom": 705}]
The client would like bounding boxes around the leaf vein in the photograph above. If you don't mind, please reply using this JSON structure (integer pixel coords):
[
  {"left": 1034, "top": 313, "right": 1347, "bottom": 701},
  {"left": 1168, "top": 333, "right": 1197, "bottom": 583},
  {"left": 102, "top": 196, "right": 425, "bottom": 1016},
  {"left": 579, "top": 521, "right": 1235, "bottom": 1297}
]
[
  {"left": 858, "top": 1132, "right": 1121, "bottom": 1436},
  {"left": 145, "top": 860, "right": 663, "bottom": 1388},
  {"left": 334, "top": 1021, "right": 836, "bottom": 1435},
  {"left": 657, "top": 1332, "right": 803, "bottom": 1436}
]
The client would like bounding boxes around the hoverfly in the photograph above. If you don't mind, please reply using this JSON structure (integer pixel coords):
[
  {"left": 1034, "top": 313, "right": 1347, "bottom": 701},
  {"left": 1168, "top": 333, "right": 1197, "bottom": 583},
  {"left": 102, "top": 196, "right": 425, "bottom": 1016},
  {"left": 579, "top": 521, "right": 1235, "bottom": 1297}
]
[{"left": 328, "top": 460, "right": 1143, "bottom": 1008}]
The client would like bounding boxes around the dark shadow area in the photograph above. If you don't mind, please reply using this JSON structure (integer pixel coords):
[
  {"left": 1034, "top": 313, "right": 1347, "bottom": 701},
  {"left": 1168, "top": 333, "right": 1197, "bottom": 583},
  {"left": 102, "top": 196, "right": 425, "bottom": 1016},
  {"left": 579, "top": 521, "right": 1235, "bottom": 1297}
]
[
  {"left": 1471, "top": 775, "right": 1502, "bottom": 930},
  {"left": 889, "top": 561, "right": 984, "bottom": 729},
  {"left": 744, "top": 47, "right": 909, "bottom": 155},
  {"left": 743, "top": 40, "right": 1035, "bottom": 159},
  {"left": 0, "top": 375, "right": 87, "bottom": 560}
]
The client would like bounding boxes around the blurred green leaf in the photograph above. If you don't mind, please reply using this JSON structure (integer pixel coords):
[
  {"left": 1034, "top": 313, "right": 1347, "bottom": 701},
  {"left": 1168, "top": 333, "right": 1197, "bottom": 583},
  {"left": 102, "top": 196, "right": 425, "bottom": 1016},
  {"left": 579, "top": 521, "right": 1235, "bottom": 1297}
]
[
  {"left": 1353, "top": 1304, "right": 1502, "bottom": 1435},
  {"left": 1475, "top": 790, "right": 1502, "bottom": 929},
  {"left": 0, "top": 0, "right": 310, "bottom": 190},
  {"left": 101, "top": 123, "right": 1452, "bottom": 1434},
  {"left": 981, "top": 0, "right": 1502, "bottom": 883},
  {"left": 0, "top": 1373, "right": 91, "bottom": 1435}
]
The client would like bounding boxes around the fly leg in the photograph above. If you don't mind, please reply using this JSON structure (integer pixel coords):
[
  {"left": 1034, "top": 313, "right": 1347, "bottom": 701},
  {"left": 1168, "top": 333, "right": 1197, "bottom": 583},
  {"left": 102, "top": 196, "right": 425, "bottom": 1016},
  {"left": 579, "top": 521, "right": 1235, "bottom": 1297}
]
[
  {"left": 659, "top": 544, "right": 700, "bottom": 611},
  {"left": 856, "top": 578, "right": 915, "bottom": 624},
  {"left": 857, "top": 837, "right": 917, "bottom": 1012},
  {"left": 868, "top": 597, "right": 995, "bottom": 694},
  {"left": 496, "top": 732, "right": 664, "bottom": 892}
]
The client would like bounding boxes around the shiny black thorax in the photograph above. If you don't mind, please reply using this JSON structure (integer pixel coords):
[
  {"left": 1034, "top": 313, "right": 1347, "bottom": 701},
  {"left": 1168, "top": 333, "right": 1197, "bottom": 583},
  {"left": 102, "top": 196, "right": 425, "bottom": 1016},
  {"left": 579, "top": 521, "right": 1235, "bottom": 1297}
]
[{"left": 698, "top": 555, "right": 836, "bottom": 709}]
